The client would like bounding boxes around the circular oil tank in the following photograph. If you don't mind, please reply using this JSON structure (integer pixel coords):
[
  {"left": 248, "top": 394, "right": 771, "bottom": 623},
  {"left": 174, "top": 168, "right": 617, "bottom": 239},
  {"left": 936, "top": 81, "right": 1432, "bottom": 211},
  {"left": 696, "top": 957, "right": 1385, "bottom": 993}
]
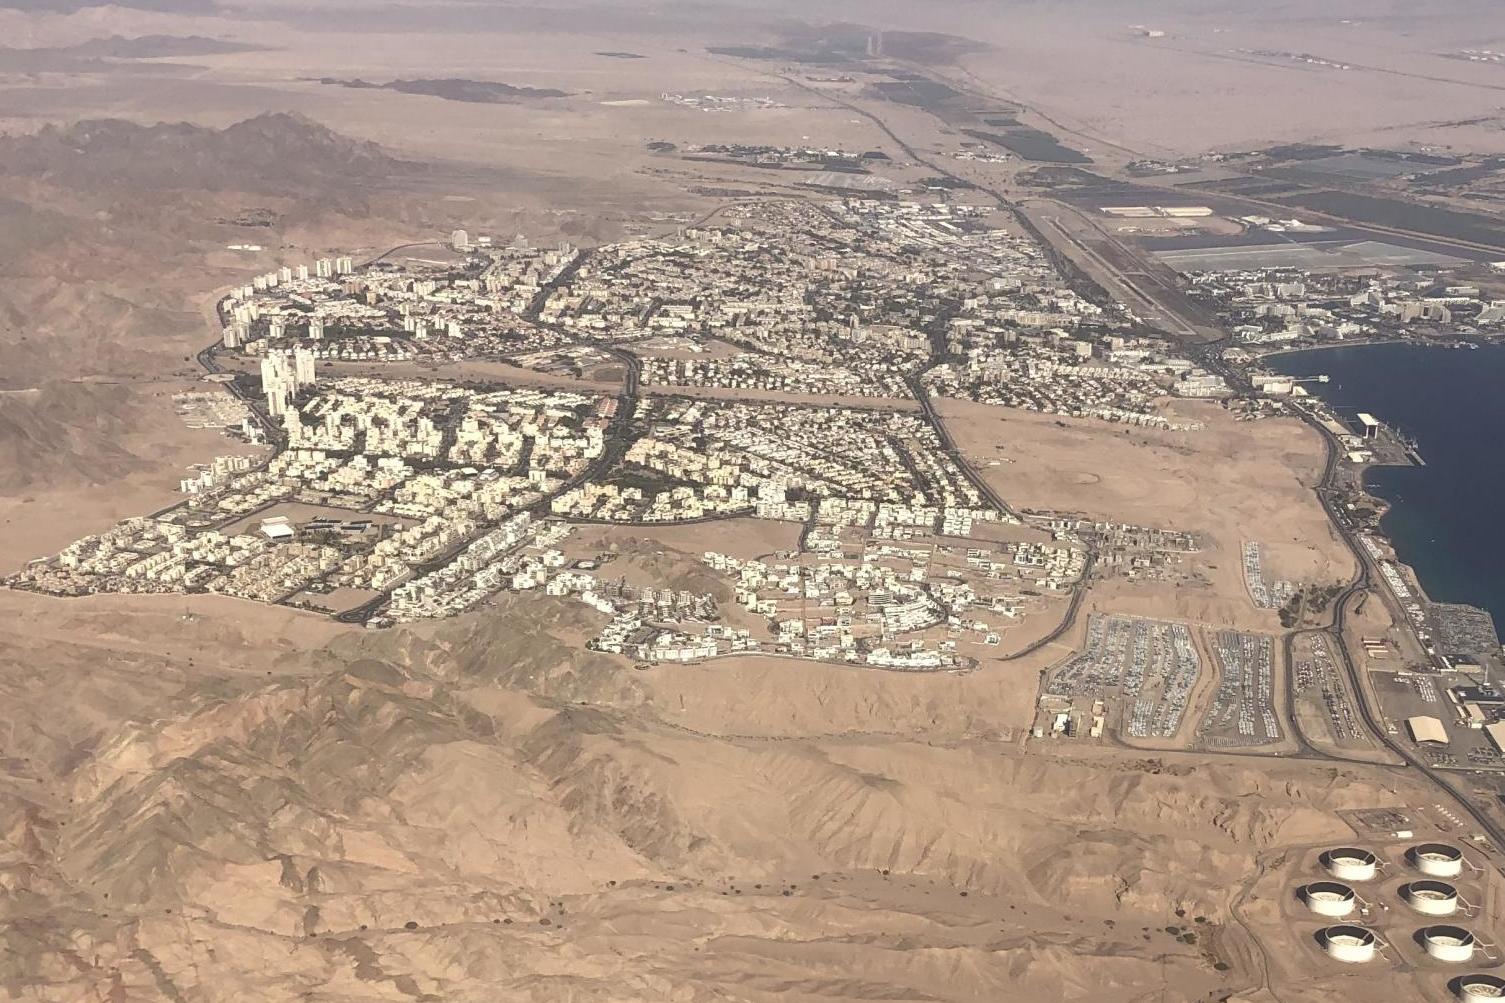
[
  {"left": 1320, "top": 924, "right": 1378, "bottom": 963},
  {"left": 1412, "top": 843, "right": 1466, "bottom": 879},
  {"left": 1455, "top": 973, "right": 1505, "bottom": 1002},
  {"left": 1404, "top": 879, "right": 1461, "bottom": 917},
  {"left": 1322, "top": 847, "right": 1379, "bottom": 882},
  {"left": 1423, "top": 925, "right": 1477, "bottom": 963},
  {"left": 1302, "top": 881, "right": 1358, "bottom": 918}
]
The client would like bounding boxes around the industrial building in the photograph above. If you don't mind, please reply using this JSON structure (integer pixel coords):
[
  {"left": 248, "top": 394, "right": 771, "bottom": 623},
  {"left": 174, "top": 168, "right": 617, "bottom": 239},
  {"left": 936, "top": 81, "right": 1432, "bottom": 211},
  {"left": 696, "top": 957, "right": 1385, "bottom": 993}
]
[{"left": 1406, "top": 715, "right": 1450, "bottom": 745}]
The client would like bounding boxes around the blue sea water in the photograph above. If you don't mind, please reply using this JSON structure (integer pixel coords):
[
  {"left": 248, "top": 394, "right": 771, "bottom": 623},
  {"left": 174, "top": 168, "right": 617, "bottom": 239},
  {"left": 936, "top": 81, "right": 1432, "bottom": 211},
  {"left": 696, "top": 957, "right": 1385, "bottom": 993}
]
[{"left": 1269, "top": 343, "right": 1505, "bottom": 627}]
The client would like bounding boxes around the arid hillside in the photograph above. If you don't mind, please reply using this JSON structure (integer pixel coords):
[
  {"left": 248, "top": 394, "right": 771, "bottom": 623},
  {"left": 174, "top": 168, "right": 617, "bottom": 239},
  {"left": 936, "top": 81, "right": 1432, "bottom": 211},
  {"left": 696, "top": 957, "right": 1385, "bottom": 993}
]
[
  {"left": 0, "top": 113, "right": 398, "bottom": 192},
  {"left": 3, "top": 4, "right": 1500, "bottom": 1001},
  {"left": 0, "top": 588, "right": 1413, "bottom": 1003},
  {"left": 0, "top": 116, "right": 437, "bottom": 496}
]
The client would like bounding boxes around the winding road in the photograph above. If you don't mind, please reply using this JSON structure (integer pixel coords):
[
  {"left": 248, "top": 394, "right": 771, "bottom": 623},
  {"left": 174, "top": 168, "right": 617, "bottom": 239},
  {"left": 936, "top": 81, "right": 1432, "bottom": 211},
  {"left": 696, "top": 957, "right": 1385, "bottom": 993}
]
[{"left": 763, "top": 51, "right": 1505, "bottom": 863}]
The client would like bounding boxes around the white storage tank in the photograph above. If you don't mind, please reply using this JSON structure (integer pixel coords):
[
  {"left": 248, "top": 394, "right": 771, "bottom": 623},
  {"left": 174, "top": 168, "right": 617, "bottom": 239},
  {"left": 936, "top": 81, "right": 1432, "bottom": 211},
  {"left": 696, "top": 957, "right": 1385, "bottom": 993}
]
[
  {"left": 1322, "top": 847, "right": 1379, "bottom": 882},
  {"left": 1301, "top": 881, "right": 1357, "bottom": 918},
  {"left": 1455, "top": 973, "right": 1505, "bottom": 1002},
  {"left": 1412, "top": 843, "right": 1466, "bottom": 878},
  {"left": 1403, "top": 879, "right": 1461, "bottom": 917},
  {"left": 1422, "top": 925, "right": 1477, "bottom": 963},
  {"left": 1320, "top": 924, "right": 1378, "bottom": 963}
]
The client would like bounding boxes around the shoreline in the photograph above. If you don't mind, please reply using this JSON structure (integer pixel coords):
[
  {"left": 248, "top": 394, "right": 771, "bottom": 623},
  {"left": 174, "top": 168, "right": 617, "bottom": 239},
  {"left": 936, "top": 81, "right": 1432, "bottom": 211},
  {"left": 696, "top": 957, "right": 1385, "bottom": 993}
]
[
  {"left": 1257, "top": 333, "right": 1501, "bottom": 365},
  {"left": 1257, "top": 337, "right": 1425, "bottom": 361},
  {"left": 1271, "top": 343, "right": 1504, "bottom": 637}
]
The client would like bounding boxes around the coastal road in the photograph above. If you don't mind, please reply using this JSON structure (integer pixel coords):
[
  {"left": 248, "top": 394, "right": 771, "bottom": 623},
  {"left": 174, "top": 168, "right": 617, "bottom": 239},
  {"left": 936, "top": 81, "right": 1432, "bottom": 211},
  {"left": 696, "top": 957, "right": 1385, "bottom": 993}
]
[
  {"left": 760, "top": 54, "right": 1505, "bottom": 846},
  {"left": 1291, "top": 397, "right": 1505, "bottom": 858},
  {"left": 830, "top": 53, "right": 1505, "bottom": 851}
]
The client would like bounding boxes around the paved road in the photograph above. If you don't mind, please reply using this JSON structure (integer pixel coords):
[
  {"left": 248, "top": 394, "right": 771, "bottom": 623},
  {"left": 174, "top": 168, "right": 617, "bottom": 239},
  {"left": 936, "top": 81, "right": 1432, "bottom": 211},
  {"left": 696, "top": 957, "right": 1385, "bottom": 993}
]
[
  {"left": 206, "top": 179, "right": 1505, "bottom": 873},
  {"left": 1290, "top": 398, "right": 1505, "bottom": 856},
  {"left": 365, "top": 240, "right": 446, "bottom": 266},
  {"left": 904, "top": 370, "right": 1024, "bottom": 524},
  {"left": 827, "top": 55, "right": 1505, "bottom": 852}
]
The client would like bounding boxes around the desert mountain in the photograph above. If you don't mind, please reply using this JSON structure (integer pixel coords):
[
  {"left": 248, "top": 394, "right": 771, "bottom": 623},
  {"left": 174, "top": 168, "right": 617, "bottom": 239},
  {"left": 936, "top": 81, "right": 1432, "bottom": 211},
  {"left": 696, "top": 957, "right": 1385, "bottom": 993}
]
[
  {"left": 0, "top": 592, "right": 1377, "bottom": 1002},
  {"left": 0, "top": 382, "right": 163, "bottom": 493},
  {"left": 61, "top": 34, "right": 262, "bottom": 58},
  {"left": 0, "top": 112, "right": 400, "bottom": 193},
  {"left": 321, "top": 77, "right": 569, "bottom": 103},
  {"left": 0, "top": 34, "right": 261, "bottom": 70}
]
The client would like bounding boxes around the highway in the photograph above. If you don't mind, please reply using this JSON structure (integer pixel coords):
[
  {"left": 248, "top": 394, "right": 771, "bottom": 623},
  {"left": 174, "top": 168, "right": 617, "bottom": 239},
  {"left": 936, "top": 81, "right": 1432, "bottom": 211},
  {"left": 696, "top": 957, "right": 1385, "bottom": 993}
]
[
  {"left": 206, "top": 186, "right": 1505, "bottom": 867},
  {"left": 1022, "top": 171, "right": 1505, "bottom": 853},
  {"left": 1292, "top": 400, "right": 1505, "bottom": 857},
  {"left": 795, "top": 53, "right": 1505, "bottom": 853},
  {"left": 904, "top": 368, "right": 1024, "bottom": 524},
  {"left": 762, "top": 57, "right": 1227, "bottom": 350},
  {"left": 999, "top": 552, "right": 1095, "bottom": 664},
  {"left": 364, "top": 240, "right": 447, "bottom": 266},
  {"left": 1033, "top": 185, "right": 1505, "bottom": 853}
]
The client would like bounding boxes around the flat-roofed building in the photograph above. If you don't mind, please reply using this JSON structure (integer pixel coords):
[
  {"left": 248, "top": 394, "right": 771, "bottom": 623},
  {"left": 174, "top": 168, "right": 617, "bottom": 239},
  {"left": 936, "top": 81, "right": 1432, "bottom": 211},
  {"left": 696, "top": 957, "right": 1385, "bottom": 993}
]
[
  {"left": 1454, "top": 686, "right": 1505, "bottom": 705},
  {"left": 260, "top": 516, "right": 295, "bottom": 542},
  {"left": 1407, "top": 715, "right": 1450, "bottom": 745}
]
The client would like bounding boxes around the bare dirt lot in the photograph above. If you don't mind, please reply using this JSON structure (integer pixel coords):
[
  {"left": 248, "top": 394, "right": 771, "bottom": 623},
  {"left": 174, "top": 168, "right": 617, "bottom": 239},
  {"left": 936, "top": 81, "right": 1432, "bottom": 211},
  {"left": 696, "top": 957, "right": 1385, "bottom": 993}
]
[
  {"left": 940, "top": 398, "right": 1356, "bottom": 631},
  {"left": 3, "top": 2, "right": 1501, "bottom": 1000}
]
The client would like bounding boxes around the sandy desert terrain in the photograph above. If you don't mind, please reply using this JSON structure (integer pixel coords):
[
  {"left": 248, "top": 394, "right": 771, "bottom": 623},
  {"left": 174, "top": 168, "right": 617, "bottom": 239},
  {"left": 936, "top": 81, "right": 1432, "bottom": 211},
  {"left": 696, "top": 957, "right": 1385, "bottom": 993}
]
[
  {"left": 940, "top": 398, "right": 1356, "bottom": 632},
  {"left": 4, "top": 2, "right": 1505, "bottom": 1002}
]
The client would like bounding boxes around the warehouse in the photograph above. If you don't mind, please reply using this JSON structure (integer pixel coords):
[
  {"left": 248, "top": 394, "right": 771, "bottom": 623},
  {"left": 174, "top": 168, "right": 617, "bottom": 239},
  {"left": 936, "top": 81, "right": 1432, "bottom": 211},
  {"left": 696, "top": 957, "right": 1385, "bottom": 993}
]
[{"left": 1406, "top": 715, "right": 1450, "bottom": 746}]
